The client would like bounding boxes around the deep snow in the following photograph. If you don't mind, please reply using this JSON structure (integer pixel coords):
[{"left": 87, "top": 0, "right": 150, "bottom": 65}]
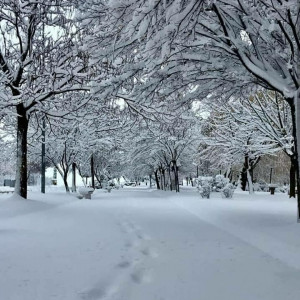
[{"left": 0, "top": 186, "right": 299, "bottom": 300}]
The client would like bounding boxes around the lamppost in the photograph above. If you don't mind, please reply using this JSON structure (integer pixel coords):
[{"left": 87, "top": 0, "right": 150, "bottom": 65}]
[
  {"left": 41, "top": 117, "right": 46, "bottom": 193},
  {"left": 269, "top": 167, "right": 273, "bottom": 184},
  {"left": 269, "top": 166, "right": 276, "bottom": 195}
]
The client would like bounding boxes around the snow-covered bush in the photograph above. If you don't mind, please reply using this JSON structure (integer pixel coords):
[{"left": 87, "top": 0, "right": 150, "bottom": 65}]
[
  {"left": 105, "top": 180, "right": 114, "bottom": 193},
  {"left": 277, "top": 185, "right": 289, "bottom": 193},
  {"left": 198, "top": 182, "right": 211, "bottom": 199},
  {"left": 221, "top": 183, "right": 235, "bottom": 198},
  {"left": 196, "top": 176, "right": 213, "bottom": 198},
  {"left": 197, "top": 176, "right": 213, "bottom": 188},
  {"left": 214, "top": 175, "right": 229, "bottom": 192},
  {"left": 253, "top": 181, "right": 268, "bottom": 192},
  {"left": 105, "top": 187, "right": 112, "bottom": 193}
]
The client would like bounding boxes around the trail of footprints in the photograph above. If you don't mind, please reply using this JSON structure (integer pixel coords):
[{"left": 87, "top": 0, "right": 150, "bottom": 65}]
[
  {"left": 79, "top": 217, "right": 159, "bottom": 300},
  {"left": 117, "top": 218, "right": 159, "bottom": 284}
]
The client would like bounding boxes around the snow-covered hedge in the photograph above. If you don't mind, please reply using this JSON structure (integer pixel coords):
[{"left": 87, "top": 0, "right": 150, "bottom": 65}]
[
  {"left": 197, "top": 178, "right": 211, "bottom": 199},
  {"left": 214, "top": 175, "right": 229, "bottom": 192},
  {"left": 253, "top": 181, "right": 268, "bottom": 192},
  {"left": 196, "top": 176, "right": 214, "bottom": 188},
  {"left": 199, "top": 184, "right": 211, "bottom": 199},
  {"left": 221, "top": 183, "right": 235, "bottom": 198}
]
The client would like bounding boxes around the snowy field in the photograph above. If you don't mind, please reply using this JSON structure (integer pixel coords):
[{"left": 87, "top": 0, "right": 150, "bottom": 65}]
[{"left": 0, "top": 187, "right": 299, "bottom": 300}]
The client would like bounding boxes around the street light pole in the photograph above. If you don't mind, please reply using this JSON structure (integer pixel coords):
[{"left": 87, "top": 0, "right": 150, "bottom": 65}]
[
  {"left": 269, "top": 167, "right": 273, "bottom": 184},
  {"left": 41, "top": 117, "right": 46, "bottom": 193}
]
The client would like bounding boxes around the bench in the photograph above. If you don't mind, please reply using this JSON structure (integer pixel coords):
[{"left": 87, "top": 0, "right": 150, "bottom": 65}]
[{"left": 78, "top": 187, "right": 94, "bottom": 199}]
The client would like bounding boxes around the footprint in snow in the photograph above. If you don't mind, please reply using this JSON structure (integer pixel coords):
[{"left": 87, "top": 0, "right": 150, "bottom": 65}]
[
  {"left": 79, "top": 284, "right": 119, "bottom": 300},
  {"left": 116, "top": 261, "right": 131, "bottom": 269},
  {"left": 140, "top": 247, "right": 158, "bottom": 258},
  {"left": 130, "top": 267, "right": 152, "bottom": 284},
  {"left": 136, "top": 232, "right": 151, "bottom": 241}
]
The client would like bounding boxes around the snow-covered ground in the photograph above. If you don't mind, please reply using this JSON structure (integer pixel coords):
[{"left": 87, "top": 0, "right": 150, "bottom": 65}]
[{"left": 0, "top": 187, "right": 299, "bottom": 300}]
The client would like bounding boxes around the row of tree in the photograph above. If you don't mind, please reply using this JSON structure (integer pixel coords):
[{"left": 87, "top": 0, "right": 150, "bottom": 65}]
[{"left": 0, "top": 1, "right": 299, "bottom": 219}]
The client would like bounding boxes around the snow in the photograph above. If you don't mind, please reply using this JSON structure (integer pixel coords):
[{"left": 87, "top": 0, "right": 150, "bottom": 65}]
[{"left": 0, "top": 186, "right": 299, "bottom": 300}]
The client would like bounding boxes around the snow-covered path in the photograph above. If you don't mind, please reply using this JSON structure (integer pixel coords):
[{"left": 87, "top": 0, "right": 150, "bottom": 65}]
[{"left": 0, "top": 187, "right": 299, "bottom": 300}]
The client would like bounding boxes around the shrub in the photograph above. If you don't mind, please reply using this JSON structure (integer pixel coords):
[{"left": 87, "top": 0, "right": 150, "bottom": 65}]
[
  {"left": 221, "top": 183, "right": 235, "bottom": 198},
  {"left": 214, "top": 174, "right": 229, "bottom": 192},
  {"left": 198, "top": 182, "right": 211, "bottom": 199}
]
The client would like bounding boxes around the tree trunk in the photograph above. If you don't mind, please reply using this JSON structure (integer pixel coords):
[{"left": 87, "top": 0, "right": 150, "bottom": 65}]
[
  {"left": 240, "top": 156, "right": 248, "bottom": 191},
  {"left": 168, "top": 167, "right": 173, "bottom": 191},
  {"left": 162, "top": 169, "right": 166, "bottom": 190},
  {"left": 90, "top": 154, "right": 95, "bottom": 189},
  {"left": 289, "top": 156, "right": 296, "bottom": 198},
  {"left": 14, "top": 105, "right": 29, "bottom": 199},
  {"left": 175, "top": 167, "right": 180, "bottom": 192},
  {"left": 154, "top": 169, "right": 160, "bottom": 190},
  {"left": 172, "top": 161, "right": 180, "bottom": 193},
  {"left": 190, "top": 176, "right": 194, "bottom": 187},
  {"left": 72, "top": 162, "right": 76, "bottom": 192},
  {"left": 159, "top": 168, "right": 164, "bottom": 190},
  {"left": 149, "top": 174, "right": 152, "bottom": 188},
  {"left": 247, "top": 170, "right": 254, "bottom": 194},
  {"left": 94, "top": 172, "right": 102, "bottom": 188},
  {"left": 240, "top": 155, "right": 256, "bottom": 193},
  {"left": 289, "top": 98, "right": 300, "bottom": 221},
  {"left": 63, "top": 173, "right": 70, "bottom": 192}
]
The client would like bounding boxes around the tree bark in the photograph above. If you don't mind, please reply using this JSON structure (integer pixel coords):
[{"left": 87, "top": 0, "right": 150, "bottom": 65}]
[
  {"left": 175, "top": 167, "right": 180, "bottom": 192},
  {"left": 94, "top": 172, "right": 102, "bottom": 188},
  {"left": 240, "top": 156, "right": 248, "bottom": 191},
  {"left": 159, "top": 168, "right": 164, "bottom": 190},
  {"left": 154, "top": 169, "right": 160, "bottom": 190},
  {"left": 14, "top": 104, "right": 29, "bottom": 199},
  {"left": 72, "top": 162, "right": 76, "bottom": 192},
  {"left": 289, "top": 156, "right": 296, "bottom": 198},
  {"left": 63, "top": 173, "right": 70, "bottom": 192},
  {"left": 172, "top": 161, "right": 180, "bottom": 193},
  {"left": 168, "top": 167, "right": 173, "bottom": 191},
  {"left": 55, "top": 163, "right": 70, "bottom": 193},
  {"left": 90, "top": 154, "right": 95, "bottom": 189},
  {"left": 162, "top": 169, "right": 166, "bottom": 190},
  {"left": 247, "top": 170, "right": 254, "bottom": 194}
]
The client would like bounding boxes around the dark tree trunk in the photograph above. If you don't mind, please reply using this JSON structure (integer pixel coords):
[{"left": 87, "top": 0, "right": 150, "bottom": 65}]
[
  {"left": 15, "top": 104, "right": 29, "bottom": 199},
  {"left": 72, "top": 162, "right": 76, "bottom": 192},
  {"left": 159, "top": 168, "right": 164, "bottom": 190},
  {"left": 168, "top": 167, "right": 173, "bottom": 191},
  {"left": 289, "top": 156, "right": 296, "bottom": 198},
  {"left": 240, "top": 156, "right": 248, "bottom": 191},
  {"left": 154, "top": 169, "right": 160, "bottom": 190},
  {"left": 90, "top": 154, "right": 95, "bottom": 189},
  {"left": 190, "top": 176, "right": 194, "bottom": 187},
  {"left": 172, "top": 161, "right": 180, "bottom": 193},
  {"left": 289, "top": 99, "right": 300, "bottom": 220},
  {"left": 149, "top": 174, "right": 152, "bottom": 188},
  {"left": 162, "top": 169, "right": 166, "bottom": 190},
  {"left": 94, "top": 172, "right": 102, "bottom": 188},
  {"left": 63, "top": 173, "right": 70, "bottom": 192},
  {"left": 175, "top": 167, "right": 180, "bottom": 192},
  {"left": 229, "top": 169, "right": 233, "bottom": 183},
  {"left": 240, "top": 155, "right": 258, "bottom": 193}
]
